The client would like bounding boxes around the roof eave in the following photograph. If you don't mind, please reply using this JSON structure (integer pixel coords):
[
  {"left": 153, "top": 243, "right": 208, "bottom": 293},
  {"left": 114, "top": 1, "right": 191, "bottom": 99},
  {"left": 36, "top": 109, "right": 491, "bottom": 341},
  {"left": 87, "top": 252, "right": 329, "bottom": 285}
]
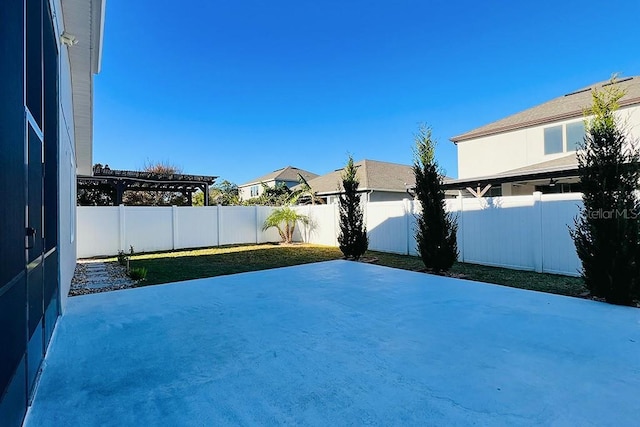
[
  {"left": 62, "top": 0, "right": 106, "bottom": 176},
  {"left": 92, "top": 0, "right": 106, "bottom": 74},
  {"left": 452, "top": 96, "right": 640, "bottom": 143}
]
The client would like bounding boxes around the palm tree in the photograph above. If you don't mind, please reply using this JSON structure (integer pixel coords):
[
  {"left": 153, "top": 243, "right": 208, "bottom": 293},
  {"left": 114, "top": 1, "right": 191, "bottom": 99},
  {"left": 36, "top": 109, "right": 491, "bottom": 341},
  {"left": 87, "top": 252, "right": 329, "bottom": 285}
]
[
  {"left": 262, "top": 207, "right": 309, "bottom": 243},
  {"left": 294, "top": 173, "right": 324, "bottom": 205}
]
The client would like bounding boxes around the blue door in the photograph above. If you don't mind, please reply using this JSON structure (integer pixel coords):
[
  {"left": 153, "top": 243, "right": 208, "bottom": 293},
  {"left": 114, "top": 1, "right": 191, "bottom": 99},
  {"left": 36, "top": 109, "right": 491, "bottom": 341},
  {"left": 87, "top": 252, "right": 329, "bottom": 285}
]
[{"left": 0, "top": 1, "right": 60, "bottom": 426}]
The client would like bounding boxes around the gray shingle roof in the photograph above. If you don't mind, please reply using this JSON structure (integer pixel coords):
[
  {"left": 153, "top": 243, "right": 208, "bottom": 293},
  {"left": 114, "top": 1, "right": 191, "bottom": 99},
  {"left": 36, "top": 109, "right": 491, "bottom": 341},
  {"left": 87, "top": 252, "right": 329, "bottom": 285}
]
[
  {"left": 239, "top": 166, "right": 319, "bottom": 187},
  {"left": 500, "top": 153, "right": 578, "bottom": 175},
  {"left": 452, "top": 76, "right": 640, "bottom": 142},
  {"left": 295, "top": 159, "right": 416, "bottom": 195}
]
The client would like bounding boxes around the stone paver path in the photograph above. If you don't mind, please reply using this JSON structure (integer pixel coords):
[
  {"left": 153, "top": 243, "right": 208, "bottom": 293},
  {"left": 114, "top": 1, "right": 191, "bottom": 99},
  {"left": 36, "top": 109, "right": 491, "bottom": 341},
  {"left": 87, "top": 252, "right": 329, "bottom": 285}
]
[{"left": 69, "top": 260, "right": 136, "bottom": 296}]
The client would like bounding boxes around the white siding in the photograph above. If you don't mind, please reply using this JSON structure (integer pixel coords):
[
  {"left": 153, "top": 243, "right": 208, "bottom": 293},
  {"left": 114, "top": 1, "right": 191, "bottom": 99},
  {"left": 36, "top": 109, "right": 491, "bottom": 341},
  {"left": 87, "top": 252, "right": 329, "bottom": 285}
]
[
  {"left": 55, "top": 0, "right": 77, "bottom": 311},
  {"left": 457, "top": 105, "right": 640, "bottom": 179}
]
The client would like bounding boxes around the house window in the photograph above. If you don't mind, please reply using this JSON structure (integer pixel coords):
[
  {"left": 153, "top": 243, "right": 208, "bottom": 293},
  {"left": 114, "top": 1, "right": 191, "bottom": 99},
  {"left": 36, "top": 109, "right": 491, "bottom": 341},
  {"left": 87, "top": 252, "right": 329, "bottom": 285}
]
[
  {"left": 250, "top": 185, "right": 259, "bottom": 197},
  {"left": 544, "top": 122, "right": 585, "bottom": 155},
  {"left": 566, "top": 121, "right": 585, "bottom": 152},
  {"left": 544, "top": 126, "right": 563, "bottom": 154}
]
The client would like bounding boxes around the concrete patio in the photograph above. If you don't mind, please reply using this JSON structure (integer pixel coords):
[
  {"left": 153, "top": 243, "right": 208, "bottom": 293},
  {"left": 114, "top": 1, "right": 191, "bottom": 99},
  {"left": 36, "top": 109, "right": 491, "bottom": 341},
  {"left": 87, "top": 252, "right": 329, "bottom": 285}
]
[{"left": 25, "top": 261, "right": 640, "bottom": 426}]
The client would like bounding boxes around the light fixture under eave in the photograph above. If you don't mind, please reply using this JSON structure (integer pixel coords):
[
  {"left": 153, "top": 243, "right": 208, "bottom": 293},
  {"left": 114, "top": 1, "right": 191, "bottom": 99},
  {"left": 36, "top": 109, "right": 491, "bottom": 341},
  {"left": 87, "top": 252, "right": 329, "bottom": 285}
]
[
  {"left": 549, "top": 178, "right": 557, "bottom": 187},
  {"left": 60, "top": 32, "right": 78, "bottom": 47}
]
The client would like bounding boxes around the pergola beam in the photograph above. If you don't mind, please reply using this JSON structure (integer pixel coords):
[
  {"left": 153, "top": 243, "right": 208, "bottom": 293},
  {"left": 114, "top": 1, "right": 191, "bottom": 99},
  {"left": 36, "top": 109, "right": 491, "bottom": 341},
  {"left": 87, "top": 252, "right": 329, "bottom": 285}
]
[{"left": 77, "top": 168, "right": 217, "bottom": 206}]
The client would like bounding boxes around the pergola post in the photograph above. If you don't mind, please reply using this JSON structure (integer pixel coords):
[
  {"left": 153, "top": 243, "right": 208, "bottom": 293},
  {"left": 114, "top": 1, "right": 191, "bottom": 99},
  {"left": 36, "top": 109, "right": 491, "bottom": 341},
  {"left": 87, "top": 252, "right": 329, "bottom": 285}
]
[
  {"left": 115, "top": 180, "right": 125, "bottom": 205},
  {"left": 204, "top": 184, "right": 210, "bottom": 206}
]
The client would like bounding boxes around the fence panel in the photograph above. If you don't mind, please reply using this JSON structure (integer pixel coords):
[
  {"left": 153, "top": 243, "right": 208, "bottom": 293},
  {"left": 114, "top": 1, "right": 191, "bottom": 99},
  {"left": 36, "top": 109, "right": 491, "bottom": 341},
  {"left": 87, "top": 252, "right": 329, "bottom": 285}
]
[
  {"left": 366, "top": 201, "right": 410, "bottom": 254},
  {"left": 76, "top": 196, "right": 584, "bottom": 277},
  {"left": 540, "top": 194, "right": 582, "bottom": 276},
  {"left": 455, "top": 196, "right": 537, "bottom": 271},
  {"left": 256, "top": 206, "right": 282, "bottom": 243},
  {"left": 174, "top": 206, "right": 218, "bottom": 250},
  {"left": 124, "top": 207, "right": 173, "bottom": 253},
  {"left": 218, "top": 206, "right": 259, "bottom": 245},
  {"left": 77, "top": 207, "right": 119, "bottom": 258},
  {"left": 297, "top": 204, "right": 338, "bottom": 246}
]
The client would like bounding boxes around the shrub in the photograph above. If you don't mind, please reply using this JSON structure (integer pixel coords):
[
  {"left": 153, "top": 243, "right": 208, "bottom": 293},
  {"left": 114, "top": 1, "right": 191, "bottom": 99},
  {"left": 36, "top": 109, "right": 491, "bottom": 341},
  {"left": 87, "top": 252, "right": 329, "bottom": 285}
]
[
  {"left": 128, "top": 267, "right": 148, "bottom": 281},
  {"left": 413, "top": 125, "right": 458, "bottom": 273},
  {"left": 262, "top": 206, "right": 309, "bottom": 243},
  {"left": 570, "top": 80, "right": 640, "bottom": 305},
  {"left": 337, "top": 156, "right": 368, "bottom": 260},
  {"left": 117, "top": 250, "right": 128, "bottom": 266}
]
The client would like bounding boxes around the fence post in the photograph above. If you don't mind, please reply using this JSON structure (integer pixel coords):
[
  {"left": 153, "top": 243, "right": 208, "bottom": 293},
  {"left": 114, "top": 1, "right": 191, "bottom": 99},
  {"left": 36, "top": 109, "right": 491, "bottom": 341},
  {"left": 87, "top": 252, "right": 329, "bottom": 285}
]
[
  {"left": 118, "top": 204, "right": 125, "bottom": 252},
  {"left": 255, "top": 205, "right": 259, "bottom": 244},
  {"left": 532, "top": 191, "right": 544, "bottom": 272},
  {"left": 457, "top": 193, "right": 465, "bottom": 263},
  {"left": 363, "top": 196, "right": 368, "bottom": 232},
  {"left": 333, "top": 202, "right": 339, "bottom": 246},
  {"left": 216, "top": 204, "right": 221, "bottom": 247},
  {"left": 171, "top": 205, "right": 178, "bottom": 250},
  {"left": 403, "top": 198, "right": 411, "bottom": 255}
]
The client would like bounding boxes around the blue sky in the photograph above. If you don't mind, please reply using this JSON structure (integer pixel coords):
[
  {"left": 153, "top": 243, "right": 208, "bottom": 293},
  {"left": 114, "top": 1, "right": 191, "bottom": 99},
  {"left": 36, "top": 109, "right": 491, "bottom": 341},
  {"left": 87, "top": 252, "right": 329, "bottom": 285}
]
[{"left": 94, "top": 0, "right": 640, "bottom": 183}]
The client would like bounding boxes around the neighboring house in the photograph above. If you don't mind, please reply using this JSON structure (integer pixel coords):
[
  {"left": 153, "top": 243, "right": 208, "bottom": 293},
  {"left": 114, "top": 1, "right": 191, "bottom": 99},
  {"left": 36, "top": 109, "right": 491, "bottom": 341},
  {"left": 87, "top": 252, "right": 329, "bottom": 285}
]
[
  {"left": 0, "top": 1, "right": 105, "bottom": 425},
  {"left": 295, "top": 159, "right": 417, "bottom": 204},
  {"left": 446, "top": 77, "right": 640, "bottom": 197},
  {"left": 238, "top": 166, "right": 319, "bottom": 200}
]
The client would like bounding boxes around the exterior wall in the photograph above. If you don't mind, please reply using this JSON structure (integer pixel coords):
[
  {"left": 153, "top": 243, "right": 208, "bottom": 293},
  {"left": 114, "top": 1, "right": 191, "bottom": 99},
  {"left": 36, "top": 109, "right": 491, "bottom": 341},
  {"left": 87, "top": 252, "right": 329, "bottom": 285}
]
[
  {"left": 457, "top": 105, "right": 640, "bottom": 179},
  {"left": 55, "top": 0, "right": 77, "bottom": 312},
  {"left": 238, "top": 179, "right": 301, "bottom": 201},
  {"left": 238, "top": 180, "right": 274, "bottom": 200},
  {"left": 325, "top": 191, "right": 408, "bottom": 204},
  {"left": 369, "top": 190, "right": 410, "bottom": 202},
  {"left": 0, "top": 1, "right": 87, "bottom": 424}
]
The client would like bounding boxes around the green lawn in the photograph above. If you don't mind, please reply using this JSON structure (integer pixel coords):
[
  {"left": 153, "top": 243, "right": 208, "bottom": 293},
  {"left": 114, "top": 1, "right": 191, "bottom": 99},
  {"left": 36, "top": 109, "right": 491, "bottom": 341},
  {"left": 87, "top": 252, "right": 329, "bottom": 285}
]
[{"left": 120, "top": 244, "right": 587, "bottom": 297}]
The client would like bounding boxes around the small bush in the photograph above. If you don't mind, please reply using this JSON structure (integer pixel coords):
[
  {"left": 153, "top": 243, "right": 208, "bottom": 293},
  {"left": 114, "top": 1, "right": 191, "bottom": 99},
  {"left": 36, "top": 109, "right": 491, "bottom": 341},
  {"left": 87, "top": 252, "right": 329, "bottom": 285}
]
[
  {"left": 117, "top": 250, "right": 128, "bottom": 266},
  {"left": 128, "top": 267, "right": 148, "bottom": 281}
]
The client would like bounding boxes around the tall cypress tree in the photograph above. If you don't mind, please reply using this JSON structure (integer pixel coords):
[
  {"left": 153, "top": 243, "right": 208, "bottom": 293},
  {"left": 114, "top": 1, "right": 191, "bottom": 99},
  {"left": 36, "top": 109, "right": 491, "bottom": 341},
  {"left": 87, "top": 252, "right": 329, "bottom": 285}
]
[
  {"left": 338, "top": 156, "right": 368, "bottom": 260},
  {"left": 413, "top": 125, "right": 458, "bottom": 273},
  {"left": 570, "top": 81, "right": 640, "bottom": 305}
]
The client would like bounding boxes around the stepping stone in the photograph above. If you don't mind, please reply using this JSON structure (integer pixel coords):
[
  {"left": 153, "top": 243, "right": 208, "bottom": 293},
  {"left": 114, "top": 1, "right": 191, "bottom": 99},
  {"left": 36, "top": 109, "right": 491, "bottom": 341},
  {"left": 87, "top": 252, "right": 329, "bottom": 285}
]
[{"left": 86, "top": 282, "right": 112, "bottom": 290}]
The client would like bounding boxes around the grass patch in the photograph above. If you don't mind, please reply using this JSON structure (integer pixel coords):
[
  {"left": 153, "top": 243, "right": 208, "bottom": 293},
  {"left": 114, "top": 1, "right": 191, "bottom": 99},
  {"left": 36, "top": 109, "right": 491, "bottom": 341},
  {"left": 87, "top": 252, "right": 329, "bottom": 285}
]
[
  {"left": 127, "top": 244, "right": 342, "bottom": 286},
  {"left": 121, "top": 243, "right": 587, "bottom": 297},
  {"left": 370, "top": 251, "right": 587, "bottom": 297}
]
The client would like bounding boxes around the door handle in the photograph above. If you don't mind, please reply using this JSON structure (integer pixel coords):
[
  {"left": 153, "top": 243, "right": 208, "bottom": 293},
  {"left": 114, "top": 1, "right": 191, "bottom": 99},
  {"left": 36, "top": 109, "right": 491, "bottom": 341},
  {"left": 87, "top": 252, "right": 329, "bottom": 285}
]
[{"left": 26, "top": 227, "right": 36, "bottom": 249}]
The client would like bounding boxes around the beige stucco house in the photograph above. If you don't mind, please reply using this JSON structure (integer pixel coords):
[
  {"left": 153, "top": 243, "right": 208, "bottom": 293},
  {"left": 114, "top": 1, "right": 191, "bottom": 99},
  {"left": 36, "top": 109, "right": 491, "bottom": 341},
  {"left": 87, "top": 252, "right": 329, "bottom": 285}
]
[
  {"left": 446, "top": 76, "right": 640, "bottom": 196},
  {"left": 238, "top": 166, "right": 318, "bottom": 201}
]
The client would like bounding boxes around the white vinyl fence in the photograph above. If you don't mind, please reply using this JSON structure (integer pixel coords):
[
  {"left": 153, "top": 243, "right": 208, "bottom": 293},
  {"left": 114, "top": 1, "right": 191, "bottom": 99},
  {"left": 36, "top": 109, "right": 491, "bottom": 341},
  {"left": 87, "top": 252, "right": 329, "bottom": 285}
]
[
  {"left": 78, "top": 192, "right": 583, "bottom": 276},
  {"left": 77, "top": 205, "right": 282, "bottom": 257}
]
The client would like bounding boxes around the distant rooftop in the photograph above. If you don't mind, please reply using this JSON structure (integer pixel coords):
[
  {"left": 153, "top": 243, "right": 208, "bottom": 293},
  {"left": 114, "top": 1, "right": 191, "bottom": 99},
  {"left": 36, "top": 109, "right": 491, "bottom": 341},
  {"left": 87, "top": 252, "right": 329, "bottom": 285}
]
[
  {"left": 295, "top": 159, "right": 416, "bottom": 195},
  {"left": 239, "top": 166, "right": 319, "bottom": 187},
  {"left": 452, "top": 76, "right": 640, "bottom": 143}
]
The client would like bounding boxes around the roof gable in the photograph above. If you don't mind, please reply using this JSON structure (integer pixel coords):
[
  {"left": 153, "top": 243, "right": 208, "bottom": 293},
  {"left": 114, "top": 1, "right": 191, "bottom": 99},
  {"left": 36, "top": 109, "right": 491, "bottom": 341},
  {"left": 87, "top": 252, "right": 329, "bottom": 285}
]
[
  {"left": 239, "top": 166, "right": 319, "bottom": 187},
  {"left": 452, "top": 76, "right": 640, "bottom": 143},
  {"left": 298, "top": 159, "right": 416, "bottom": 195}
]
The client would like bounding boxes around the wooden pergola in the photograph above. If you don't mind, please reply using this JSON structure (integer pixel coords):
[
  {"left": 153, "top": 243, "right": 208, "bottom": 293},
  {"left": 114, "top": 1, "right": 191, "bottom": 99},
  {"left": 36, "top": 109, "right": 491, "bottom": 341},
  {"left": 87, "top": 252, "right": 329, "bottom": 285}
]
[{"left": 77, "top": 166, "right": 218, "bottom": 206}]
